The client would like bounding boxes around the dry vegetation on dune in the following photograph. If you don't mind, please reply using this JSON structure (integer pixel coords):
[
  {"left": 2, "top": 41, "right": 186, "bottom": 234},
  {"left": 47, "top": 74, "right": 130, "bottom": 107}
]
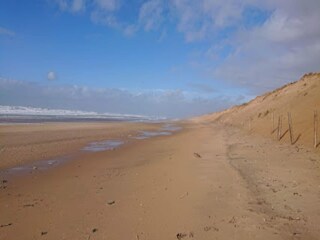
[{"left": 197, "top": 73, "right": 320, "bottom": 150}]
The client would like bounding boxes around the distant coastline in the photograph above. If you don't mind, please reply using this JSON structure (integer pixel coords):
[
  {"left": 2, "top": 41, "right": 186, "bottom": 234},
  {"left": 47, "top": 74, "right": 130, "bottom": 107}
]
[{"left": 0, "top": 105, "right": 165, "bottom": 123}]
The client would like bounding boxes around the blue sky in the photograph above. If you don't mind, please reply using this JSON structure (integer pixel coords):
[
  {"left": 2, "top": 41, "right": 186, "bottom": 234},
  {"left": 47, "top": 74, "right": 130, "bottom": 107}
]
[{"left": 1, "top": 0, "right": 319, "bottom": 118}]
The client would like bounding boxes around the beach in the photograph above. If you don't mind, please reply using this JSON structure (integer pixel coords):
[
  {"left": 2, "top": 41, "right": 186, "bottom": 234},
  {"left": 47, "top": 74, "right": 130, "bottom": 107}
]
[
  {"left": 1, "top": 121, "right": 320, "bottom": 240},
  {"left": 2, "top": 1, "right": 319, "bottom": 239}
]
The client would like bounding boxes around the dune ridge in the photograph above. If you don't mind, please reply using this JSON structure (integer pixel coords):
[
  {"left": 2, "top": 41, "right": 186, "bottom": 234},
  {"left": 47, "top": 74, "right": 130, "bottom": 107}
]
[{"left": 195, "top": 72, "right": 320, "bottom": 150}]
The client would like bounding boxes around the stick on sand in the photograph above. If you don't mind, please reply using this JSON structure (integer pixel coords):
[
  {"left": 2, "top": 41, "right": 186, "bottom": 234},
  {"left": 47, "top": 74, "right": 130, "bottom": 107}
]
[
  {"left": 288, "top": 112, "right": 294, "bottom": 144},
  {"left": 277, "top": 115, "right": 282, "bottom": 141},
  {"left": 315, "top": 111, "right": 318, "bottom": 148}
]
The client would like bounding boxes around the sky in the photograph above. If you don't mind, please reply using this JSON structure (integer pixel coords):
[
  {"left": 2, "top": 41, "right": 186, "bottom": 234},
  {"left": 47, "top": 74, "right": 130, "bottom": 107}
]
[{"left": 0, "top": 0, "right": 319, "bottom": 118}]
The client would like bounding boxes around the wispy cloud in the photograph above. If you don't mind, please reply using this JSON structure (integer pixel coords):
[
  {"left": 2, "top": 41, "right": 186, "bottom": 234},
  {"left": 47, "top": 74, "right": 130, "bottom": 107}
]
[
  {"left": 139, "top": 0, "right": 164, "bottom": 31},
  {"left": 94, "top": 0, "right": 119, "bottom": 11},
  {"left": 47, "top": 71, "right": 57, "bottom": 81},
  {"left": 170, "top": 0, "right": 245, "bottom": 42},
  {"left": 54, "top": 0, "right": 86, "bottom": 12},
  {"left": 211, "top": 0, "right": 320, "bottom": 93},
  {"left": 0, "top": 26, "right": 15, "bottom": 37},
  {"left": 188, "top": 83, "right": 216, "bottom": 94},
  {"left": 158, "top": 0, "right": 320, "bottom": 93},
  {"left": 0, "top": 78, "right": 237, "bottom": 118},
  {"left": 72, "top": 0, "right": 86, "bottom": 12},
  {"left": 49, "top": 0, "right": 320, "bottom": 95},
  {"left": 90, "top": 0, "right": 137, "bottom": 35}
]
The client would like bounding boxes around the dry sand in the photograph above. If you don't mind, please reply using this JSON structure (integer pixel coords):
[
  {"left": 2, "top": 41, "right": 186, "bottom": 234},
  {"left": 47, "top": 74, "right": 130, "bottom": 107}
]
[{"left": 1, "top": 121, "right": 320, "bottom": 240}]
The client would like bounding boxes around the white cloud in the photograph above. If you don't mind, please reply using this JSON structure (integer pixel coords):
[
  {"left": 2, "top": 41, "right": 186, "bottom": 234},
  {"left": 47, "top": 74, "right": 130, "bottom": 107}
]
[
  {"left": 123, "top": 24, "right": 138, "bottom": 37},
  {"left": 0, "top": 78, "right": 237, "bottom": 118},
  {"left": 170, "top": 0, "right": 245, "bottom": 42},
  {"left": 188, "top": 83, "right": 216, "bottom": 93},
  {"left": 90, "top": 10, "right": 118, "bottom": 27},
  {"left": 211, "top": 0, "right": 320, "bottom": 93},
  {"left": 54, "top": 0, "right": 86, "bottom": 12},
  {"left": 47, "top": 71, "right": 57, "bottom": 81},
  {"left": 139, "top": 0, "right": 164, "bottom": 31},
  {"left": 54, "top": 0, "right": 68, "bottom": 11},
  {"left": 0, "top": 26, "right": 15, "bottom": 36},
  {"left": 49, "top": 0, "right": 320, "bottom": 94},
  {"left": 89, "top": 0, "right": 137, "bottom": 36},
  {"left": 71, "top": 0, "right": 86, "bottom": 12},
  {"left": 94, "top": 0, "right": 119, "bottom": 11},
  {"left": 158, "top": 0, "right": 320, "bottom": 92}
]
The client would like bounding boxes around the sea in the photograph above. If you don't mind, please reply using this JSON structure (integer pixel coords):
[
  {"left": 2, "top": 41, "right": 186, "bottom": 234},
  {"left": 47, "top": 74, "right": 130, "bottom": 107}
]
[{"left": 0, "top": 105, "right": 164, "bottom": 124}]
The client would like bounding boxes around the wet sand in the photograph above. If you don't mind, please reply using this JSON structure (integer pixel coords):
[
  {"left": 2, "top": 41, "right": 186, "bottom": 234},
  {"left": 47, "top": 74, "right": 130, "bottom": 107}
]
[
  {"left": 0, "top": 122, "right": 163, "bottom": 169},
  {"left": 1, "top": 121, "right": 320, "bottom": 239}
]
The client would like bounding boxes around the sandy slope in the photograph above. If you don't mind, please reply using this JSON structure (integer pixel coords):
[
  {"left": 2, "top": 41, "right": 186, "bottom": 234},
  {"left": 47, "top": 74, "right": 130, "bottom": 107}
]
[
  {"left": 193, "top": 73, "right": 320, "bottom": 151},
  {"left": 1, "top": 122, "right": 320, "bottom": 240}
]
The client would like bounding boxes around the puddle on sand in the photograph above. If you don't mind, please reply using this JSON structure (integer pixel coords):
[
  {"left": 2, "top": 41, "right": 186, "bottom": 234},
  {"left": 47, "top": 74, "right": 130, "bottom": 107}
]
[
  {"left": 0, "top": 140, "right": 124, "bottom": 177},
  {"left": 0, "top": 124, "right": 182, "bottom": 177},
  {"left": 132, "top": 131, "right": 172, "bottom": 140},
  {"left": 161, "top": 124, "right": 183, "bottom": 132},
  {"left": 0, "top": 139, "right": 124, "bottom": 177},
  {"left": 82, "top": 140, "right": 124, "bottom": 152},
  {"left": 132, "top": 123, "right": 182, "bottom": 140},
  {"left": 0, "top": 156, "right": 70, "bottom": 177}
]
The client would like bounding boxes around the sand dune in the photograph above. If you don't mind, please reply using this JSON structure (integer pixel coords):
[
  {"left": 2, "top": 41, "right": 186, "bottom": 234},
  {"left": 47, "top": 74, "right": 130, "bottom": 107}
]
[{"left": 194, "top": 72, "right": 320, "bottom": 150}]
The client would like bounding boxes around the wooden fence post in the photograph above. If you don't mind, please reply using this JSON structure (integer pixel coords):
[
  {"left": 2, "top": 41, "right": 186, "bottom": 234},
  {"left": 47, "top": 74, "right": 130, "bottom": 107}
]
[
  {"left": 272, "top": 112, "right": 274, "bottom": 133},
  {"left": 288, "top": 112, "right": 294, "bottom": 144},
  {"left": 315, "top": 111, "right": 318, "bottom": 148},
  {"left": 277, "top": 115, "right": 282, "bottom": 140}
]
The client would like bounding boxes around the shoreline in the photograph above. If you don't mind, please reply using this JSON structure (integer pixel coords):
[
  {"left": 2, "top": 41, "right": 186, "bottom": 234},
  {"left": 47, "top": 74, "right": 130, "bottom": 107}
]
[
  {"left": 0, "top": 122, "right": 182, "bottom": 178},
  {"left": 0, "top": 121, "right": 180, "bottom": 170}
]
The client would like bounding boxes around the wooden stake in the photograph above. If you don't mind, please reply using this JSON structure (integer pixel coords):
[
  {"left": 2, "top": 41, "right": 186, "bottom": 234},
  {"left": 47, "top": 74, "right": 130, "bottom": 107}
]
[
  {"left": 272, "top": 112, "right": 274, "bottom": 133},
  {"left": 315, "top": 111, "right": 318, "bottom": 148},
  {"left": 288, "top": 112, "right": 294, "bottom": 144},
  {"left": 280, "top": 116, "right": 282, "bottom": 140},
  {"left": 277, "top": 115, "right": 282, "bottom": 140}
]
